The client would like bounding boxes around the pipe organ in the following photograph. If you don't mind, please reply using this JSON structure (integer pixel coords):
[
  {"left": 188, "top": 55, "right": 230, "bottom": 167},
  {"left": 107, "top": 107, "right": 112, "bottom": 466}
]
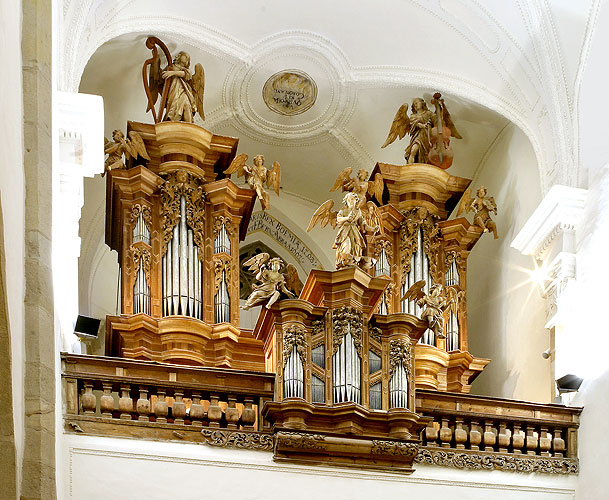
[{"left": 104, "top": 121, "right": 261, "bottom": 369}]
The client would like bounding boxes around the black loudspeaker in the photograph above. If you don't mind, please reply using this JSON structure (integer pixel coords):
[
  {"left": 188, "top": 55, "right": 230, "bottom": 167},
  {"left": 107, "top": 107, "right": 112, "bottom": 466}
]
[
  {"left": 556, "top": 374, "right": 583, "bottom": 394},
  {"left": 74, "top": 315, "right": 101, "bottom": 339}
]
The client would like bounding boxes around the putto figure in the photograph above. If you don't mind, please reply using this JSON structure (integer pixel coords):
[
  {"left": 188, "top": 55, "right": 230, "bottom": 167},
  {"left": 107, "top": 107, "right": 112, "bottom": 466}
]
[
  {"left": 307, "top": 192, "right": 381, "bottom": 270},
  {"left": 458, "top": 186, "right": 498, "bottom": 239},
  {"left": 223, "top": 153, "right": 281, "bottom": 211},
  {"left": 103, "top": 129, "right": 150, "bottom": 176},
  {"left": 381, "top": 93, "right": 461, "bottom": 168},
  {"left": 143, "top": 36, "right": 205, "bottom": 123},
  {"left": 241, "top": 254, "right": 300, "bottom": 310},
  {"left": 401, "top": 280, "right": 453, "bottom": 339},
  {"left": 330, "top": 167, "right": 384, "bottom": 208}
]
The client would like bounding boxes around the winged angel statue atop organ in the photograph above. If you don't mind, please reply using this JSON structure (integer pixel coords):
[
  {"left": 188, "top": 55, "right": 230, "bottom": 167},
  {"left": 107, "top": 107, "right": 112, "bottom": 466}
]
[
  {"left": 103, "top": 129, "right": 150, "bottom": 176},
  {"left": 241, "top": 254, "right": 301, "bottom": 310},
  {"left": 401, "top": 280, "right": 453, "bottom": 339},
  {"left": 307, "top": 191, "right": 382, "bottom": 271},
  {"left": 457, "top": 186, "right": 498, "bottom": 239},
  {"left": 143, "top": 37, "right": 205, "bottom": 123},
  {"left": 330, "top": 167, "right": 384, "bottom": 208},
  {"left": 224, "top": 154, "right": 281, "bottom": 211},
  {"left": 381, "top": 93, "right": 462, "bottom": 168}
]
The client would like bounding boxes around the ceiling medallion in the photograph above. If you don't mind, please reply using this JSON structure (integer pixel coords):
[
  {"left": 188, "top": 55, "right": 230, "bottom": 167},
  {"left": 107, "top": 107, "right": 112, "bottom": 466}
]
[{"left": 262, "top": 70, "right": 317, "bottom": 116}]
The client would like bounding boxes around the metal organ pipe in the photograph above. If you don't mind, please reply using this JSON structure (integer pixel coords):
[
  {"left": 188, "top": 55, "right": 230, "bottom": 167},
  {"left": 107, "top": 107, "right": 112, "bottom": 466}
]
[
  {"left": 332, "top": 325, "right": 361, "bottom": 404},
  {"left": 283, "top": 346, "right": 304, "bottom": 399},
  {"left": 389, "top": 363, "right": 408, "bottom": 409},
  {"left": 162, "top": 195, "right": 203, "bottom": 319},
  {"left": 132, "top": 211, "right": 150, "bottom": 315}
]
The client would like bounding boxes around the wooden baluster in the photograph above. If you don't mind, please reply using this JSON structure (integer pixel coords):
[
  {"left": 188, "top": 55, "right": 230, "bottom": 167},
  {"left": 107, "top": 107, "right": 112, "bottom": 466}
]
[
  {"left": 497, "top": 422, "right": 510, "bottom": 452},
  {"left": 424, "top": 419, "right": 439, "bottom": 446},
  {"left": 241, "top": 397, "right": 256, "bottom": 430},
  {"left": 539, "top": 426, "right": 551, "bottom": 456},
  {"left": 118, "top": 384, "right": 133, "bottom": 420},
  {"left": 439, "top": 417, "right": 452, "bottom": 448},
  {"left": 208, "top": 393, "right": 223, "bottom": 428},
  {"left": 173, "top": 390, "right": 186, "bottom": 425},
  {"left": 81, "top": 381, "right": 96, "bottom": 415},
  {"left": 189, "top": 391, "right": 204, "bottom": 426},
  {"left": 136, "top": 387, "right": 151, "bottom": 422},
  {"left": 100, "top": 383, "right": 114, "bottom": 418},
  {"left": 225, "top": 396, "right": 239, "bottom": 429},
  {"left": 65, "top": 377, "right": 78, "bottom": 415},
  {"left": 469, "top": 420, "right": 481, "bottom": 451},
  {"left": 483, "top": 420, "right": 496, "bottom": 451},
  {"left": 155, "top": 389, "right": 169, "bottom": 423},
  {"left": 454, "top": 418, "right": 467, "bottom": 449},
  {"left": 552, "top": 428, "right": 565, "bottom": 457},
  {"left": 512, "top": 423, "right": 524, "bottom": 454},
  {"left": 526, "top": 425, "right": 538, "bottom": 455}
]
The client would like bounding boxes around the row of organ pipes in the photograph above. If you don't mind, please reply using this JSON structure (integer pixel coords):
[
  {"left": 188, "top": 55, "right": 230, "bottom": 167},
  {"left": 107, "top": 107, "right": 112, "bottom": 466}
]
[
  {"left": 283, "top": 346, "right": 304, "bottom": 399},
  {"left": 332, "top": 328, "right": 362, "bottom": 404},
  {"left": 132, "top": 210, "right": 150, "bottom": 315}
]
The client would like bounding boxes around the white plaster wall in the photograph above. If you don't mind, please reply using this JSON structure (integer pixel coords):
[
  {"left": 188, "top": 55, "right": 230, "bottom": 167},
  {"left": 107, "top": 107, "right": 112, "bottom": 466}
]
[
  {"left": 0, "top": 0, "right": 25, "bottom": 493},
  {"left": 62, "top": 434, "right": 575, "bottom": 500},
  {"left": 467, "top": 124, "right": 551, "bottom": 403}
]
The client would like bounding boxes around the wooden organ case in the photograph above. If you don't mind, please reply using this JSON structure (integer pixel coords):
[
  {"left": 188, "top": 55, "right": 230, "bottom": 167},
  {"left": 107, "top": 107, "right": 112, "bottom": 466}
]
[{"left": 104, "top": 121, "right": 264, "bottom": 370}]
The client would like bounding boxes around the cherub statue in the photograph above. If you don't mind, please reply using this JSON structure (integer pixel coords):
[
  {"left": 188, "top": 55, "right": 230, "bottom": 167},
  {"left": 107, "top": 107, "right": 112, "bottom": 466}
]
[
  {"left": 307, "top": 192, "right": 382, "bottom": 270},
  {"left": 143, "top": 37, "right": 205, "bottom": 123},
  {"left": 457, "top": 186, "right": 498, "bottom": 239},
  {"left": 223, "top": 153, "right": 281, "bottom": 210},
  {"left": 241, "top": 254, "right": 300, "bottom": 310},
  {"left": 381, "top": 93, "right": 461, "bottom": 167},
  {"left": 401, "top": 280, "right": 453, "bottom": 339},
  {"left": 103, "top": 129, "right": 150, "bottom": 176},
  {"left": 330, "top": 167, "right": 384, "bottom": 208}
]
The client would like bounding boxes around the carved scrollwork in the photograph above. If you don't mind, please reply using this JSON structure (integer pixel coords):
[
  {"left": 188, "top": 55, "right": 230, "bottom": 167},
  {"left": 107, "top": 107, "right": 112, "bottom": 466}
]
[
  {"left": 415, "top": 447, "right": 579, "bottom": 474},
  {"left": 130, "top": 203, "right": 152, "bottom": 233},
  {"left": 160, "top": 171, "right": 206, "bottom": 257},
  {"left": 368, "top": 323, "right": 382, "bottom": 344},
  {"left": 213, "top": 254, "right": 231, "bottom": 293},
  {"left": 332, "top": 306, "right": 363, "bottom": 355},
  {"left": 373, "top": 238, "right": 393, "bottom": 260},
  {"left": 128, "top": 246, "right": 151, "bottom": 283},
  {"left": 389, "top": 338, "right": 411, "bottom": 376},
  {"left": 399, "top": 207, "right": 441, "bottom": 285},
  {"left": 275, "top": 431, "right": 326, "bottom": 451},
  {"left": 213, "top": 215, "right": 234, "bottom": 239},
  {"left": 371, "top": 440, "right": 419, "bottom": 458},
  {"left": 201, "top": 429, "right": 273, "bottom": 451},
  {"left": 282, "top": 324, "right": 307, "bottom": 367}
]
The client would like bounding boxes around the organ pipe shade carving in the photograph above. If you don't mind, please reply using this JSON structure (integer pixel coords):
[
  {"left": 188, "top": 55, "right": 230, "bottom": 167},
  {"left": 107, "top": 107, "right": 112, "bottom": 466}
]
[
  {"left": 162, "top": 195, "right": 203, "bottom": 318},
  {"left": 283, "top": 345, "right": 304, "bottom": 399}
]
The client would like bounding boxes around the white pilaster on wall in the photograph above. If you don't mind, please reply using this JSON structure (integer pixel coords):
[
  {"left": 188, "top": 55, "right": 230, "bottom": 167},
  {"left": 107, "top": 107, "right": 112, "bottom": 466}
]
[
  {"left": 511, "top": 185, "right": 587, "bottom": 329},
  {"left": 53, "top": 92, "right": 104, "bottom": 351}
]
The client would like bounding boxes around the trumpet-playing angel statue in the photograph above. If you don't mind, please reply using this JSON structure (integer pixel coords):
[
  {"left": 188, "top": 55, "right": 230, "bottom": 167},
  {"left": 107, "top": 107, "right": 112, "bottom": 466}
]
[
  {"left": 103, "top": 129, "right": 150, "bottom": 176},
  {"left": 241, "top": 254, "right": 301, "bottom": 310},
  {"left": 224, "top": 153, "right": 281, "bottom": 211},
  {"left": 401, "top": 280, "right": 453, "bottom": 340},
  {"left": 143, "top": 37, "right": 205, "bottom": 123},
  {"left": 307, "top": 191, "right": 382, "bottom": 271},
  {"left": 457, "top": 186, "right": 498, "bottom": 239}
]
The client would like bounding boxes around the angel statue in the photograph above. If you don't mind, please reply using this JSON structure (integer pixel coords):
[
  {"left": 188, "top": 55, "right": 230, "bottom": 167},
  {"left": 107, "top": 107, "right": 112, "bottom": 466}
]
[
  {"left": 330, "top": 168, "right": 384, "bottom": 209},
  {"left": 307, "top": 191, "right": 381, "bottom": 271},
  {"left": 224, "top": 154, "right": 281, "bottom": 211},
  {"left": 381, "top": 93, "right": 461, "bottom": 168},
  {"left": 241, "top": 254, "right": 301, "bottom": 310},
  {"left": 457, "top": 186, "right": 498, "bottom": 239},
  {"left": 103, "top": 129, "right": 150, "bottom": 176},
  {"left": 143, "top": 37, "right": 205, "bottom": 123},
  {"left": 401, "top": 280, "right": 453, "bottom": 340}
]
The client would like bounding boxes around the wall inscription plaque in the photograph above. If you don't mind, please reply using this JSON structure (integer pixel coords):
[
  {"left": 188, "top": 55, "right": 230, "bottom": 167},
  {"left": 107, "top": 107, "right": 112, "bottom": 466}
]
[{"left": 262, "top": 70, "right": 317, "bottom": 116}]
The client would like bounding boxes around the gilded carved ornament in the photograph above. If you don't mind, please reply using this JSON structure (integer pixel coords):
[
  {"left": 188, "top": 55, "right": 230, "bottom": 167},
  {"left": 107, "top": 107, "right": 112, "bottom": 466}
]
[
  {"left": 332, "top": 306, "right": 363, "bottom": 356},
  {"left": 160, "top": 171, "right": 206, "bottom": 257},
  {"left": 128, "top": 246, "right": 151, "bottom": 283},
  {"left": 130, "top": 203, "right": 152, "bottom": 233},
  {"left": 389, "top": 338, "right": 411, "bottom": 376},
  {"left": 373, "top": 238, "right": 393, "bottom": 261},
  {"left": 282, "top": 324, "right": 307, "bottom": 367},
  {"left": 201, "top": 429, "right": 273, "bottom": 451},
  {"left": 212, "top": 215, "right": 234, "bottom": 239},
  {"left": 371, "top": 440, "right": 418, "bottom": 458},
  {"left": 213, "top": 255, "right": 231, "bottom": 293},
  {"left": 275, "top": 432, "right": 326, "bottom": 451}
]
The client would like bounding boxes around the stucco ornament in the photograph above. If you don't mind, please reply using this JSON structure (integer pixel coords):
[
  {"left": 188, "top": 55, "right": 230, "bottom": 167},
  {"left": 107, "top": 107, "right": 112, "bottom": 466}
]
[{"left": 262, "top": 70, "right": 317, "bottom": 116}]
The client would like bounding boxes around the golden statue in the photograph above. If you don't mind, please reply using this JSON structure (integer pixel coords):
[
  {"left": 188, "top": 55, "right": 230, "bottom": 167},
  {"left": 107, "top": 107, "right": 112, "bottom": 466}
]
[
  {"left": 143, "top": 37, "right": 205, "bottom": 123},
  {"left": 241, "top": 254, "right": 300, "bottom": 310},
  {"left": 330, "top": 167, "right": 384, "bottom": 208},
  {"left": 458, "top": 186, "right": 498, "bottom": 239},
  {"left": 401, "top": 280, "right": 453, "bottom": 339},
  {"left": 381, "top": 93, "right": 461, "bottom": 168},
  {"left": 307, "top": 192, "right": 381, "bottom": 270},
  {"left": 103, "top": 129, "right": 149, "bottom": 176},
  {"left": 224, "top": 153, "right": 281, "bottom": 211}
]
